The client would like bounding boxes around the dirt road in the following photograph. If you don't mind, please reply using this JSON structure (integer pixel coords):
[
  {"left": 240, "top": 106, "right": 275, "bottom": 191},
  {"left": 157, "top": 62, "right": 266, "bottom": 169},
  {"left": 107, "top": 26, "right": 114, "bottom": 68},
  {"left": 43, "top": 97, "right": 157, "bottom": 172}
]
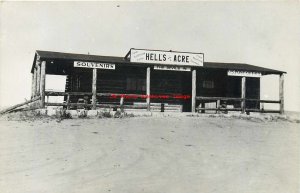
[{"left": 0, "top": 116, "right": 299, "bottom": 193}]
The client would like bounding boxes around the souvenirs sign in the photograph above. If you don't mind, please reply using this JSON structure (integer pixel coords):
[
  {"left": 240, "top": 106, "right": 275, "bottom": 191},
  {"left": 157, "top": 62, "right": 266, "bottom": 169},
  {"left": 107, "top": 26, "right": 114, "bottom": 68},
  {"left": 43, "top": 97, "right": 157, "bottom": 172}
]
[
  {"left": 74, "top": 61, "right": 115, "bottom": 70},
  {"left": 228, "top": 70, "right": 262, "bottom": 77},
  {"left": 130, "top": 48, "right": 204, "bottom": 66}
]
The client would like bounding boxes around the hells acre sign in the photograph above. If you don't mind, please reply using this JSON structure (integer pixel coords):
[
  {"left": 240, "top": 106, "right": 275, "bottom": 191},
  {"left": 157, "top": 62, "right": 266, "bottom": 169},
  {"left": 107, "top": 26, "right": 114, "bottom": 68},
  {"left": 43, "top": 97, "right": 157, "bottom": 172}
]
[{"left": 130, "top": 49, "right": 204, "bottom": 66}]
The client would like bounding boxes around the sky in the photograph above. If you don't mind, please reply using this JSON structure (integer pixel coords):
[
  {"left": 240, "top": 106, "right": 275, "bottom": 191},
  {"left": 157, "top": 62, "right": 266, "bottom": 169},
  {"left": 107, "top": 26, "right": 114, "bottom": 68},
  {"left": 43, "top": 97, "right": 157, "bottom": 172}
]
[{"left": 0, "top": 1, "right": 299, "bottom": 111}]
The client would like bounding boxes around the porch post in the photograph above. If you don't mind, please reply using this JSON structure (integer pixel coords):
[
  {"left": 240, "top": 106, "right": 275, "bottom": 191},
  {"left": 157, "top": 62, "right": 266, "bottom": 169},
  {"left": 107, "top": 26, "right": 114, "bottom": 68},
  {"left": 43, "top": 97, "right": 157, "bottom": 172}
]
[
  {"left": 279, "top": 73, "right": 284, "bottom": 114},
  {"left": 146, "top": 67, "right": 151, "bottom": 111},
  {"left": 31, "top": 73, "right": 34, "bottom": 98},
  {"left": 32, "top": 68, "right": 37, "bottom": 98},
  {"left": 36, "top": 60, "right": 41, "bottom": 96},
  {"left": 241, "top": 76, "right": 246, "bottom": 114},
  {"left": 92, "top": 68, "right": 97, "bottom": 110},
  {"left": 40, "top": 61, "right": 46, "bottom": 108},
  {"left": 191, "top": 69, "right": 196, "bottom": 113}
]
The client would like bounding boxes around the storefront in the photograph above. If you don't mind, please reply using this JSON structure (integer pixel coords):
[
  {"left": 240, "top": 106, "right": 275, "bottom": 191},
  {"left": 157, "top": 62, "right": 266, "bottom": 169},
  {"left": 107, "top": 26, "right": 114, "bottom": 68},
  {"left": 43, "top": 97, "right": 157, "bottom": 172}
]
[{"left": 30, "top": 48, "right": 285, "bottom": 114}]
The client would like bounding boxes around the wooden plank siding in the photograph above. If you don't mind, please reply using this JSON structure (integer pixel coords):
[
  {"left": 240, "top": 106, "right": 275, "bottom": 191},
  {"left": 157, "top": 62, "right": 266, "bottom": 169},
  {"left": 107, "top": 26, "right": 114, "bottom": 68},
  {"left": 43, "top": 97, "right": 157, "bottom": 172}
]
[{"left": 50, "top": 59, "right": 261, "bottom": 111}]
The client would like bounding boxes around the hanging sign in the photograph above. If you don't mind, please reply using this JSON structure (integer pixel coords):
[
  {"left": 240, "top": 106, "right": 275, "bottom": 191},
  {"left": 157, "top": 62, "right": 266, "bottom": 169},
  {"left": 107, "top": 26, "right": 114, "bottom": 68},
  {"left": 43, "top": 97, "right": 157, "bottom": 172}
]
[
  {"left": 228, "top": 70, "right": 262, "bottom": 77},
  {"left": 154, "top": 65, "right": 191, "bottom": 71},
  {"left": 130, "top": 48, "right": 204, "bottom": 66},
  {"left": 74, "top": 61, "right": 115, "bottom": 70}
]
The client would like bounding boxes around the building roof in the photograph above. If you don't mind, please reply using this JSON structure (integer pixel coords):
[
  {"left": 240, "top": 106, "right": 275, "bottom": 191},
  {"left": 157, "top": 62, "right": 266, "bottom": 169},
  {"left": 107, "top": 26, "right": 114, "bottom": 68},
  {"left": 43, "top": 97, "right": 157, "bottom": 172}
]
[{"left": 32, "top": 50, "right": 285, "bottom": 75}]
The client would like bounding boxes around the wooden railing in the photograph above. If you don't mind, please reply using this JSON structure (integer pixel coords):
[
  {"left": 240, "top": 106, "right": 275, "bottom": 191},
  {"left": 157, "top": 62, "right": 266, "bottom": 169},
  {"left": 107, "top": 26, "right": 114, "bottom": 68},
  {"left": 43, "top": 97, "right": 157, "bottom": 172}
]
[
  {"left": 0, "top": 96, "right": 41, "bottom": 115},
  {"left": 196, "top": 96, "right": 281, "bottom": 114},
  {"left": 44, "top": 91, "right": 183, "bottom": 112},
  {"left": 44, "top": 92, "right": 282, "bottom": 114}
]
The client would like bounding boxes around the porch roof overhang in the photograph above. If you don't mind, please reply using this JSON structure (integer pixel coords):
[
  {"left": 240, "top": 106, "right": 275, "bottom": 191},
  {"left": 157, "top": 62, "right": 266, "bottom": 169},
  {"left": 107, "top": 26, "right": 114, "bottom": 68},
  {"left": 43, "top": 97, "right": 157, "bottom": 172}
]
[{"left": 31, "top": 50, "right": 286, "bottom": 75}]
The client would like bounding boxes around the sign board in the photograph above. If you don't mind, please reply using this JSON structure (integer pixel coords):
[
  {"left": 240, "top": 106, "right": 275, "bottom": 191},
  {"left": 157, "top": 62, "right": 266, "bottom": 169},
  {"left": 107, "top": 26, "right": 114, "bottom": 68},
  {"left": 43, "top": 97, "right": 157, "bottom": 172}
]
[
  {"left": 227, "top": 70, "right": 262, "bottom": 77},
  {"left": 154, "top": 65, "right": 191, "bottom": 71},
  {"left": 74, "top": 61, "right": 115, "bottom": 70},
  {"left": 130, "top": 48, "right": 204, "bottom": 66}
]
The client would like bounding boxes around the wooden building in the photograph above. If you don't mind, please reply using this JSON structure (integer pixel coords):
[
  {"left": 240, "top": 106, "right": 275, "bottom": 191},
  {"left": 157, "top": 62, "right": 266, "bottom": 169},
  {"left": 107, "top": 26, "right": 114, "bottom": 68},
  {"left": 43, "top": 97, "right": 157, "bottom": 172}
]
[{"left": 30, "top": 49, "right": 286, "bottom": 114}]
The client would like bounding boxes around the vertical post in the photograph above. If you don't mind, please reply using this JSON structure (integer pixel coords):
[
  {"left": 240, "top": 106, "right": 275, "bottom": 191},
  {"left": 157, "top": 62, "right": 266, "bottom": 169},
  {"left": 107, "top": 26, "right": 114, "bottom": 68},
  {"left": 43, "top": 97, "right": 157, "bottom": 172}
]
[
  {"left": 36, "top": 61, "right": 41, "bottom": 96},
  {"left": 216, "top": 100, "right": 220, "bottom": 114},
  {"left": 120, "top": 96, "right": 124, "bottom": 112},
  {"left": 161, "top": 103, "right": 165, "bottom": 112},
  {"left": 92, "top": 68, "right": 97, "bottom": 110},
  {"left": 279, "top": 73, "right": 284, "bottom": 114},
  {"left": 66, "top": 94, "right": 70, "bottom": 110},
  {"left": 31, "top": 70, "right": 35, "bottom": 98},
  {"left": 201, "top": 102, "right": 205, "bottom": 113},
  {"left": 40, "top": 61, "right": 46, "bottom": 108},
  {"left": 191, "top": 69, "right": 196, "bottom": 112},
  {"left": 241, "top": 76, "right": 246, "bottom": 114},
  {"left": 31, "top": 73, "right": 34, "bottom": 98},
  {"left": 146, "top": 67, "right": 151, "bottom": 111},
  {"left": 33, "top": 68, "right": 37, "bottom": 97}
]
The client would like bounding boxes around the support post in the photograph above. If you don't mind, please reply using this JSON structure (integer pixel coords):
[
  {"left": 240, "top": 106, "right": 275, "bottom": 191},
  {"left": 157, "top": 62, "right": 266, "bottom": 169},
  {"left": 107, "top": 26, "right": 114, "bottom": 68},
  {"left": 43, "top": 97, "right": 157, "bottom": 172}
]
[
  {"left": 241, "top": 76, "right": 246, "bottom": 114},
  {"left": 92, "top": 68, "right": 97, "bottom": 110},
  {"left": 279, "top": 73, "right": 284, "bottom": 114},
  {"left": 216, "top": 100, "right": 220, "bottom": 114},
  {"left": 40, "top": 61, "right": 46, "bottom": 108},
  {"left": 120, "top": 96, "right": 124, "bottom": 112},
  {"left": 66, "top": 94, "right": 70, "bottom": 110},
  {"left": 31, "top": 71, "right": 35, "bottom": 98},
  {"left": 146, "top": 67, "right": 151, "bottom": 111},
  {"left": 201, "top": 102, "right": 205, "bottom": 113},
  {"left": 33, "top": 68, "right": 37, "bottom": 97},
  {"left": 36, "top": 61, "right": 41, "bottom": 96},
  {"left": 191, "top": 69, "right": 196, "bottom": 112}
]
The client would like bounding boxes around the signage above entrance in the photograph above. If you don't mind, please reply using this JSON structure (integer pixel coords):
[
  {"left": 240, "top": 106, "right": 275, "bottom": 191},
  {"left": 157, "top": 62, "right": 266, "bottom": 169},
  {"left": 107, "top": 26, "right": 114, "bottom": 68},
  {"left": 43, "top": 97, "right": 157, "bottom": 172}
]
[
  {"left": 227, "top": 70, "right": 262, "bottom": 77},
  {"left": 154, "top": 65, "right": 191, "bottom": 71},
  {"left": 74, "top": 61, "right": 115, "bottom": 70},
  {"left": 129, "top": 48, "right": 204, "bottom": 66}
]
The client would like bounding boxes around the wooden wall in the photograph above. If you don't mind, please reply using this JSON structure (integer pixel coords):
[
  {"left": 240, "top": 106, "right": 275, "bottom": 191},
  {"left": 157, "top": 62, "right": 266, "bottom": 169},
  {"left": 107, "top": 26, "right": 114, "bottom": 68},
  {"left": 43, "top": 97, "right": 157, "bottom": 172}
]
[{"left": 61, "top": 61, "right": 260, "bottom": 109}]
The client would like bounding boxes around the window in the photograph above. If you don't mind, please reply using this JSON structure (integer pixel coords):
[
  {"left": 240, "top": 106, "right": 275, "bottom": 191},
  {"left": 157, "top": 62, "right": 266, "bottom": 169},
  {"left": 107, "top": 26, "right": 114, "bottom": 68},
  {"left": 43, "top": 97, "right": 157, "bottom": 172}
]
[
  {"left": 202, "top": 80, "right": 214, "bottom": 89},
  {"left": 126, "top": 78, "right": 146, "bottom": 91}
]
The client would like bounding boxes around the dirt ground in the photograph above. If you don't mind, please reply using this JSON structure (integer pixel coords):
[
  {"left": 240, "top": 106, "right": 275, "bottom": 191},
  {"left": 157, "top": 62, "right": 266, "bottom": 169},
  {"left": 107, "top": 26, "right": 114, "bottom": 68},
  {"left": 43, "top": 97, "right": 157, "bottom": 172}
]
[{"left": 0, "top": 116, "right": 299, "bottom": 193}]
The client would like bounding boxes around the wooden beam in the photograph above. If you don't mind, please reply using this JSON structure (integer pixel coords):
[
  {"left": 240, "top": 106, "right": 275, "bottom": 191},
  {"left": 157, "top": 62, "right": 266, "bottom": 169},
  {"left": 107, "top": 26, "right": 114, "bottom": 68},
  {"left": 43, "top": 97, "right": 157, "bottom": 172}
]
[
  {"left": 216, "top": 100, "right": 220, "bottom": 113},
  {"left": 196, "top": 96, "right": 242, "bottom": 101},
  {"left": 92, "top": 68, "right": 97, "bottom": 110},
  {"left": 120, "top": 96, "right": 124, "bottom": 112},
  {"left": 197, "top": 108, "right": 242, "bottom": 111},
  {"left": 146, "top": 67, "right": 151, "bottom": 111},
  {"left": 36, "top": 60, "right": 41, "bottom": 96},
  {"left": 66, "top": 94, "right": 70, "bottom": 110},
  {"left": 200, "top": 102, "right": 205, "bottom": 113},
  {"left": 33, "top": 68, "right": 37, "bottom": 97},
  {"left": 0, "top": 96, "right": 41, "bottom": 115},
  {"left": 191, "top": 69, "right": 196, "bottom": 112},
  {"left": 31, "top": 70, "right": 35, "bottom": 98},
  {"left": 279, "top": 74, "right": 284, "bottom": 114},
  {"left": 40, "top": 61, "right": 46, "bottom": 108},
  {"left": 241, "top": 76, "right": 246, "bottom": 114}
]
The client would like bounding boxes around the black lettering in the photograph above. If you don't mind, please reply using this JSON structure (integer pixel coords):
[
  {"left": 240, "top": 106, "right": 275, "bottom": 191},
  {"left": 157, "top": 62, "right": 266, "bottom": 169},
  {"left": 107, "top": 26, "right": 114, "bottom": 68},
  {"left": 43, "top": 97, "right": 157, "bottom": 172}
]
[
  {"left": 174, "top": 55, "right": 177, "bottom": 62},
  {"left": 182, "top": 56, "right": 186, "bottom": 62},
  {"left": 178, "top": 55, "right": 182, "bottom": 62},
  {"left": 146, "top": 53, "right": 150, "bottom": 60},
  {"left": 163, "top": 54, "right": 166, "bottom": 61},
  {"left": 186, "top": 56, "right": 189, "bottom": 63},
  {"left": 150, "top": 53, "right": 154, "bottom": 60}
]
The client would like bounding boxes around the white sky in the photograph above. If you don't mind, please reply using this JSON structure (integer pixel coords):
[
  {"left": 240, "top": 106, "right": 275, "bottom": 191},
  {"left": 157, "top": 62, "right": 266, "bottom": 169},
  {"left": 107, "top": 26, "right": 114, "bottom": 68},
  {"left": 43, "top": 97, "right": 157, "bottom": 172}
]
[{"left": 0, "top": 1, "right": 299, "bottom": 111}]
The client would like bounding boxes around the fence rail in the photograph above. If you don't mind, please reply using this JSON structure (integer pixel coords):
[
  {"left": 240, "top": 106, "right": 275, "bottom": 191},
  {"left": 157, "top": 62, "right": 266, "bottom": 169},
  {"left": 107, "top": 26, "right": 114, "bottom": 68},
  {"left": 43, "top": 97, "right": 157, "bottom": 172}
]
[
  {"left": 196, "top": 96, "right": 281, "bottom": 114},
  {"left": 44, "top": 92, "right": 282, "bottom": 114},
  {"left": 45, "top": 91, "right": 183, "bottom": 112}
]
